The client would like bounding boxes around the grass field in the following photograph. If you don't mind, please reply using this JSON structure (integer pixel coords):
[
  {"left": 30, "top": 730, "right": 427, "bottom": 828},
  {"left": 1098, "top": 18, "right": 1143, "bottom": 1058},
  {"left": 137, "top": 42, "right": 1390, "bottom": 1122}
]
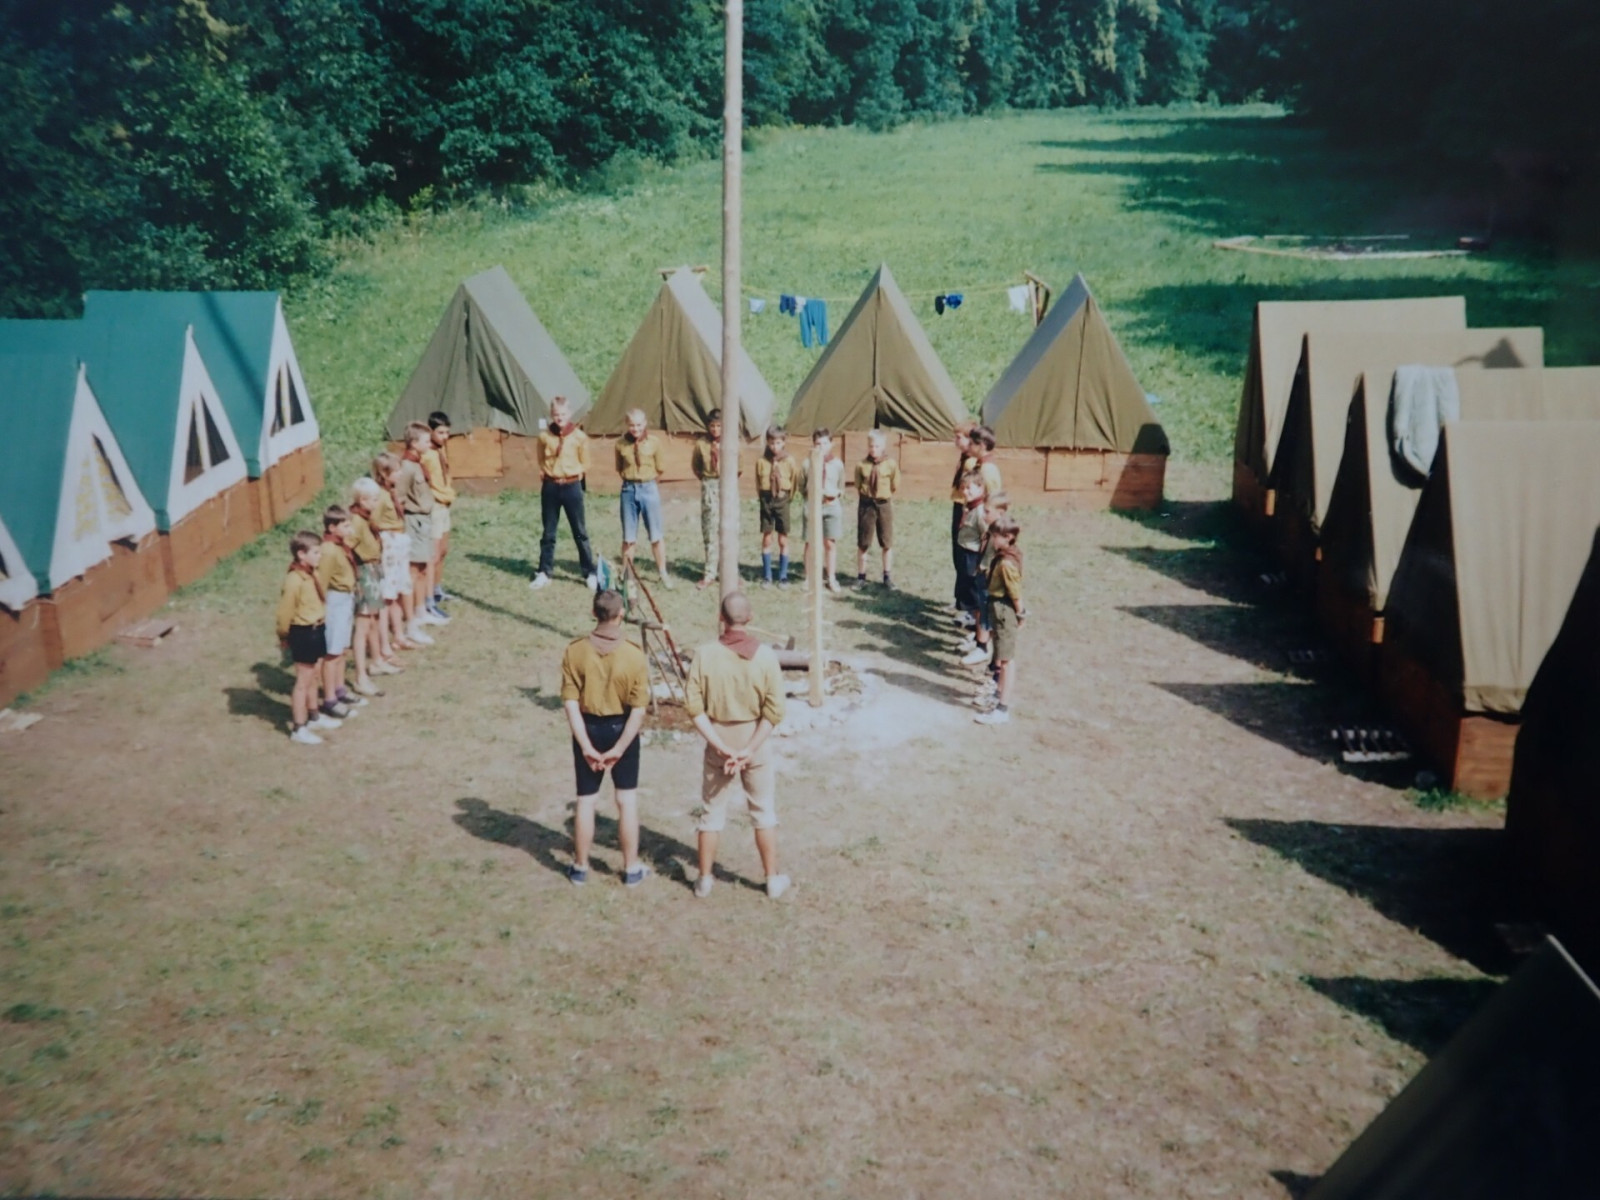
[{"left": 2, "top": 105, "right": 1592, "bottom": 1197}]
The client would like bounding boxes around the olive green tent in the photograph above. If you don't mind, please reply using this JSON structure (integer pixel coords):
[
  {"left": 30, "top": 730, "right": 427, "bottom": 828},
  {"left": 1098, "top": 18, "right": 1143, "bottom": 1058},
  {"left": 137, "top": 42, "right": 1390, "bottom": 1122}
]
[
  {"left": 588, "top": 268, "right": 774, "bottom": 438},
  {"left": 1232, "top": 297, "right": 1466, "bottom": 503},
  {"left": 785, "top": 264, "right": 965, "bottom": 440},
  {"left": 387, "top": 266, "right": 589, "bottom": 440},
  {"left": 1384, "top": 420, "right": 1600, "bottom": 715},
  {"left": 982, "top": 273, "right": 1167, "bottom": 453},
  {"left": 1274, "top": 326, "right": 1542, "bottom": 538},
  {"left": 1322, "top": 366, "right": 1600, "bottom": 618}
]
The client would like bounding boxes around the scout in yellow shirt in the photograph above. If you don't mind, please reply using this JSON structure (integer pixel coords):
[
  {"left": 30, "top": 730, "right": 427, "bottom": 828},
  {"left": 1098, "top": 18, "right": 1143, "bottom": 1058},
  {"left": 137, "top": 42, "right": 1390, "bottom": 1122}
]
[
  {"left": 559, "top": 590, "right": 653, "bottom": 886},
  {"left": 314, "top": 505, "right": 365, "bottom": 722},
  {"left": 854, "top": 429, "right": 902, "bottom": 588},
  {"left": 615, "top": 408, "right": 673, "bottom": 588},
  {"left": 975, "top": 517, "right": 1026, "bottom": 727},
  {"left": 756, "top": 427, "right": 799, "bottom": 586},
  {"left": 422, "top": 412, "right": 458, "bottom": 619},
  {"left": 347, "top": 477, "right": 398, "bottom": 694},
  {"left": 686, "top": 592, "right": 790, "bottom": 900},
  {"left": 949, "top": 426, "right": 980, "bottom": 611},
  {"left": 531, "top": 395, "right": 598, "bottom": 589},
  {"left": 693, "top": 409, "right": 725, "bottom": 588},
  {"left": 276, "top": 530, "right": 339, "bottom": 745}
]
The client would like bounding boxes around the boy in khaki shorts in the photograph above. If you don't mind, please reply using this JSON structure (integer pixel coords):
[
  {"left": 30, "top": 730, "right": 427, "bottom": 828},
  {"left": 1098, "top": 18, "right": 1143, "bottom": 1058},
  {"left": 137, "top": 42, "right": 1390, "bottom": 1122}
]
[
  {"left": 854, "top": 429, "right": 900, "bottom": 588},
  {"left": 686, "top": 592, "right": 789, "bottom": 899},
  {"left": 422, "top": 412, "right": 456, "bottom": 621},
  {"left": 398, "top": 422, "right": 439, "bottom": 644},
  {"left": 799, "top": 427, "right": 844, "bottom": 592},
  {"left": 975, "top": 517, "right": 1025, "bottom": 725}
]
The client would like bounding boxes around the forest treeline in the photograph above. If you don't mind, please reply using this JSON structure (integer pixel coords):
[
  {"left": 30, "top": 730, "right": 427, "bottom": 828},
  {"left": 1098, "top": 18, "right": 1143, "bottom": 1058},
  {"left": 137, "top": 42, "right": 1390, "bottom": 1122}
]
[{"left": 1, "top": 0, "right": 1594, "bottom": 317}]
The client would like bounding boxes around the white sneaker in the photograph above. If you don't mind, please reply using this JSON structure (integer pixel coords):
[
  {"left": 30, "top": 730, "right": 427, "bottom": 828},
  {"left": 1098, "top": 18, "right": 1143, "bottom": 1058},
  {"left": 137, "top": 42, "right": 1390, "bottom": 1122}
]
[
  {"left": 970, "top": 692, "right": 999, "bottom": 710},
  {"left": 658, "top": 573, "right": 675, "bottom": 591},
  {"left": 529, "top": 572, "right": 551, "bottom": 590},
  {"left": 419, "top": 608, "right": 449, "bottom": 625},
  {"left": 289, "top": 725, "right": 323, "bottom": 745},
  {"left": 974, "top": 707, "right": 1011, "bottom": 725},
  {"left": 954, "top": 612, "right": 976, "bottom": 628},
  {"left": 585, "top": 574, "right": 600, "bottom": 591},
  {"left": 765, "top": 874, "right": 791, "bottom": 900},
  {"left": 960, "top": 646, "right": 991, "bottom": 666},
  {"left": 694, "top": 874, "right": 714, "bottom": 899},
  {"left": 309, "top": 712, "right": 342, "bottom": 731},
  {"left": 408, "top": 626, "right": 435, "bottom": 645},
  {"left": 341, "top": 692, "right": 370, "bottom": 707},
  {"left": 957, "top": 636, "right": 977, "bottom": 652}
]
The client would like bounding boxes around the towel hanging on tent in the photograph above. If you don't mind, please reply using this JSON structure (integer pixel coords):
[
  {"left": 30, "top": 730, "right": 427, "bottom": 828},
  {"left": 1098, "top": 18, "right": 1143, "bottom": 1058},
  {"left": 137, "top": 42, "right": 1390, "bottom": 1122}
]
[{"left": 1389, "top": 364, "right": 1461, "bottom": 481}]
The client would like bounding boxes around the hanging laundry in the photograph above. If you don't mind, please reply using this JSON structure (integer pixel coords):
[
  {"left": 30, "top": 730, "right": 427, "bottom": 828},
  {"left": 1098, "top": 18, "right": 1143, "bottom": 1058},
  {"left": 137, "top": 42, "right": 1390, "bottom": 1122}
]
[
  {"left": 799, "top": 297, "right": 829, "bottom": 348},
  {"left": 749, "top": 297, "right": 767, "bottom": 314},
  {"left": 1008, "top": 284, "right": 1030, "bottom": 314},
  {"left": 779, "top": 294, "right": 797, "bottom": 316},
  {"left": 945, "top": 293, "right": 964, "bottom": 310},
  {"left": 934, "top": 295, "right": 946, "bottom": 315}
]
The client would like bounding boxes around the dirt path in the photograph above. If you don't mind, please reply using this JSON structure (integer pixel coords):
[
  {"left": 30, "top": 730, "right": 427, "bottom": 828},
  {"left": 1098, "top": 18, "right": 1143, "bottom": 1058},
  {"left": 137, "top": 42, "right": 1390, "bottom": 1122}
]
[{"left": 0, "top": 466, "right": 1508, "bottom": 1198}]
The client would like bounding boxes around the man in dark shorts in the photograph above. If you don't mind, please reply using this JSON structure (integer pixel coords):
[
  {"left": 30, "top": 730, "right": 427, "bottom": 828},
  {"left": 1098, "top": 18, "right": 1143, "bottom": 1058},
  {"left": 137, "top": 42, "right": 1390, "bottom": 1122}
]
[
  {"left": 756, "top": 427, "right": 798, "bottom": 587},
  {"left": 559, "top": 589, "right": 652, "bottom": 886}
]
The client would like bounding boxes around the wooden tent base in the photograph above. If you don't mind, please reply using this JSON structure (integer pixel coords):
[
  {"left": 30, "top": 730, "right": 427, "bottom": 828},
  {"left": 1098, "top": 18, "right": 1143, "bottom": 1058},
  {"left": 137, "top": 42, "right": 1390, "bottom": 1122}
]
[
  {"left": 0, "top": 601, "right": 54, "bottom": 708},
  {"left": 163, "top": 480, "right": 258, "bottom": 591},
  {"left": 1377, "top": 637, "right": 1520, "bottom": 799},
  {"left": 39, "top": 533, "right": 170, "bottom": 666},
  {"left": 252, "top": 441, "right": 325, "bottom": 530},
  {"left": 1314, "top": 569, "right": 1384, "bottom": 684},
  {"left": 1232, "top": 462, "right": 1275, "bottom": 526},
  {"left": 449, "top": 428, "right": 1164, "bottom": 509},
  {"left": 1268, "top": 507, "right": 1320, "bottom": 593}
]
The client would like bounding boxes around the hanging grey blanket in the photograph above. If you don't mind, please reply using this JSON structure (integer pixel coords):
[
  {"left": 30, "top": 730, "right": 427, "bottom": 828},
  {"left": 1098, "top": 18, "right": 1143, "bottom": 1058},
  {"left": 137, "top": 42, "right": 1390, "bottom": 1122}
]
[{"left": 1389, "top": 364, "right": 1461, "bottom": 480}]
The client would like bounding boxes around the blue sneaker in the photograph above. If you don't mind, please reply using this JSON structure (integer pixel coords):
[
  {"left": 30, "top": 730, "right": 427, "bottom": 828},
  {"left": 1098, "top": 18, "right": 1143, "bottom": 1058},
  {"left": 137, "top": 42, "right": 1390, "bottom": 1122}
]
[
  {"left": 567, "top": 864, "right": 588, "bottom": 886},
  {"left": 623, "top": 864, "right": 652, "bottom": 888}
]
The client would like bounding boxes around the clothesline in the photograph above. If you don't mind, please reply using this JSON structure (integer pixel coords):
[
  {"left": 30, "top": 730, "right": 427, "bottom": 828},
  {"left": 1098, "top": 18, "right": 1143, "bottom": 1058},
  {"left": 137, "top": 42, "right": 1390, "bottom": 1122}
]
[{"left": 739, "top": 278, "right": 1026, "bottom": 304}]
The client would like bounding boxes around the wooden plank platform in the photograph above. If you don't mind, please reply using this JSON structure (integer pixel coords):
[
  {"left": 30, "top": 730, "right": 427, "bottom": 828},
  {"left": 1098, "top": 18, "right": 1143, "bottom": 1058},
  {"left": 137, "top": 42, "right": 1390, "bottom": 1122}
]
[{"left": 0, "top": 601, "right": 54, "bottom": 708}]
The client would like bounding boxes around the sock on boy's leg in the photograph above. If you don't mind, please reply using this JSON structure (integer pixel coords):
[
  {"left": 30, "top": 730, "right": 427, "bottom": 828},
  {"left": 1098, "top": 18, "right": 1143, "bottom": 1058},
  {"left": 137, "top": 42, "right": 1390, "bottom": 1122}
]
[
  {"left": 762, "top": 552, "right": 772, "bottom": 580},
  {"left": 778, "top": 554, "right": 789, "bottom": 580}
]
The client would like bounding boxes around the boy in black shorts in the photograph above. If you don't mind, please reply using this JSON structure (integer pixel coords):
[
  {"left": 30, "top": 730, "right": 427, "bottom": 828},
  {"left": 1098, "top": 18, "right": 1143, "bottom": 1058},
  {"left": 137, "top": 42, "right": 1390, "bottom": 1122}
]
[
  {"left": 276, "top": 530, "right": 341, "bottom": 745},
  {"left": 559, "top": 589, "right": 652, "bottom": 886},
  {"left": 756, "top": 427, "right": 798, "bottom": 587}
]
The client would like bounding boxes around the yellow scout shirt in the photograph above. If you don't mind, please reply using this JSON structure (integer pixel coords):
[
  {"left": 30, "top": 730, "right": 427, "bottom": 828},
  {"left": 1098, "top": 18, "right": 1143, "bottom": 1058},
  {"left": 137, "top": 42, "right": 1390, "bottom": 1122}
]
[
  {"left": 560, "top": 636, "right": 652, "bottom": 717},
  {"left": 348, "top": 511, "right": 382, "bottom": 563},
  {"left": 755, "top": 454, "right": 798, "bottom": 497},
  {"left": 691, "top": 437, "right": 723, "bottom": 481},
  {"left": 370, "top": 489, "right": 404, "bottom": 533},
  {"left": 855, "top": 457, "right": 900, "bottom": 500},
  {"left": 979, "top": 458, "right": 1003, "bottom": 499},
  {"left": 316, "top": 537, "right": 357, "bottom": 593},
  {"left": 686, "top": 641, "right": 786, "bottom": 726},
  {"left": 275, "top": 567, "right": 325, "bottom": 639},
  {"left": 420, "top": 446, "right": 456, "bottom": 506},
  {"left": 397, "top": 456, "right": 434, "bottom": 514},
  {"left": 615, "top": 434, "right": 663, "bottom": 482},
  {"left": 950, "top": 451, "right": 978, "bottom": 502},
  {"left": 987, "top": 555, "right": 1024, "bottom": 608},
  {"left": 537, "top": 425, "right": 589, "bottom": 480}
]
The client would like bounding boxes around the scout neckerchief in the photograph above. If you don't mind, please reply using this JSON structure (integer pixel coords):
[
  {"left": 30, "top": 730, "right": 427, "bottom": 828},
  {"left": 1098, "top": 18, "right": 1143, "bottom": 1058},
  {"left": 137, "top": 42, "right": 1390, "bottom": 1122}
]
[
  {"left": 719, "top": 626, "right": 762, "bottom": 661},
  {"left": 325, "top": 531, "right": 358, "bottom": 571},
  {"left": 292, "top": 559, "right": 325, "bottom": 602},
  {"left": 588, "top": 624, "right": 625, "bottom": 656}
]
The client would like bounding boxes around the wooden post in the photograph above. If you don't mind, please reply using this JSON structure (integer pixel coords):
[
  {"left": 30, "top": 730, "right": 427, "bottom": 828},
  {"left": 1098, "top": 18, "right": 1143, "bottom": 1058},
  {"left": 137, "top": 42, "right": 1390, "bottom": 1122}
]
[
  {"left": 717, "top": 0, "right": 744, "bottom": 599},
  {"left": 807, "top": 444, "right": 824, "bottom": 707}
]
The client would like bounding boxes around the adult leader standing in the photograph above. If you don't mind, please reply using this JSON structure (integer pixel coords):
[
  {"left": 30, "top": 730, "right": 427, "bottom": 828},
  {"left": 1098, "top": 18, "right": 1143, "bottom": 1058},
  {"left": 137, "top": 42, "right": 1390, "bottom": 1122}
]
[{"left": 530, "top": 395, "right": 598, "bottom": 591}]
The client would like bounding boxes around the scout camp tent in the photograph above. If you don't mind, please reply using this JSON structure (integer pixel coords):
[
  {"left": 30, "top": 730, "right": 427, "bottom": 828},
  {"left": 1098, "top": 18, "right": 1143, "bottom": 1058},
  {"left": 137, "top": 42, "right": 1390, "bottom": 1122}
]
[
  {"left": 1270, "top": 326, "right": 1542, "bottom": 581},
  {"left": 84, "top": 290, "right": 322, "bottom": 529},
  {"left": 1306, "top": 938, "right": 1600, "bottom": 1200},
  {"left": 1320, "top": 366, "right": 1600, "bottom": 657},
  {"left": 983, "top": 273, "right": 1167, "bottom": 454},
  {"left": 74, "top": 301, "right": 254, "bottom": 588},
  {"left": 786, "top": 263, "right": 966, "bottom": 441},
  {"left": 0, "top": 511, "right": 37, "bottom": 614},
  {"left": 0, "top": 508, "right": 50, "bottom": 706},
  {"left": 387, "top": 266, "right": 588, "bottom": 439},
  {"left": 1231, "top": 296, "right": 1466, "bottom": 519},
  {"left": 1380, "top": 421, "right": 1600, "bottom": 795},
  {"left": 1507, "top": 529, "right": 1600, "bottom": 974},
  {"left": 589, "top": 268, "right": 773, "bottom": 438},
  {"left": 0, "top": 352, "right": 165, "bottom": 666}
]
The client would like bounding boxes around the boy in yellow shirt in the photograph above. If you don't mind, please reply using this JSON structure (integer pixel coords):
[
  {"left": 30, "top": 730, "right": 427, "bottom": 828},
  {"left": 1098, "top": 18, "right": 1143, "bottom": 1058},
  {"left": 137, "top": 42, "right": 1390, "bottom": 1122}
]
[
  {"left": 315, "top": 505, "right": 364, "bottom": 721},
  {"left": 692, "top": 409, "right": 724, "bottom": 589},
  {"left": 755, "top": 427, "right": 798, "bottom": 587},
  {"left": 531, "top": 395, "right": 598, "bottom": 590},
  {"left": 276, "top": 530, "right": 340, "bottom": 745},
  {"left": 854, "top": 429, "right": 901, "bottom": 588},
  {"left": 974, "top": 517, "right": 1025, "bottom": 726},
  {"left": 422, "top": 412, "right": 457, "bottom": 620},
  {"left": 616, "top": 408, "right": 673, "bottom": 588}
]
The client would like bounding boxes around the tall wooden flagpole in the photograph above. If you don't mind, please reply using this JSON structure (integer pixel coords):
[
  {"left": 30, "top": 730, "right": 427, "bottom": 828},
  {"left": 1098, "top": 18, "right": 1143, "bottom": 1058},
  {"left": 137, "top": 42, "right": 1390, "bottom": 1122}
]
[{"left": 717, "top": 0, "right": 743, "bottom": 599}]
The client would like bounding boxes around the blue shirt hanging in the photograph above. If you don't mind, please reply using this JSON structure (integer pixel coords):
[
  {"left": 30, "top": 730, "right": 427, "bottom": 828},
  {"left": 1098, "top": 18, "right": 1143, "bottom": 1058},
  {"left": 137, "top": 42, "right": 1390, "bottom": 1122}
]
[{"left": 779, "top": 294, "right": 797, "bottom": 316}]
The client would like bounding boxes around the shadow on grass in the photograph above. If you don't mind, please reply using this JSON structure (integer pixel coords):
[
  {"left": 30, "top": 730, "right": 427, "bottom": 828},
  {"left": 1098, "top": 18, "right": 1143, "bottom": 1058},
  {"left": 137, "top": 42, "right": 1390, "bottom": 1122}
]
[
  {"left": 835, "top": 615, "right": 958, "bottom": 678},
  {"left": 1304, "top": 974, "right": 1501, "bottom": 1056},
  {"left": 225, "top": 686, "right": 290, "bottom": 728},
  {"left": 1156, "top": 681, "right": 1389, "bottom": 773},
  {"left": 1269, "top": 1169, "right": 1319, "bottom": 1198},
  {"left": 517, "top": 685, "right": 564, "bottom": 711},
  {"left": 467, "top": 551, "right": 534, "bottom": 580},
  {"left": 449, "top": 588, "right": 570, "bottom": 637},
  {"left": 251, "top": 660, "right": 295, "bottom": 695},
  {"left": 1103, "top": 544, "right": 1270, "bottom": 605},
  {"left": 1109, "top": 498, "right": 1251, "bottom": 547},
  {"left": 1227, "top": 818, "right": 1516, "bottom": 974},
  {"left": 1122, "top": 604, "right": 1305, "bottom": 674},
  {"left": 862, "top": 665, "right": 971, "bottom": 706},
  {"left": 452, "top": 798, "right": 760, "bottom": 892}
]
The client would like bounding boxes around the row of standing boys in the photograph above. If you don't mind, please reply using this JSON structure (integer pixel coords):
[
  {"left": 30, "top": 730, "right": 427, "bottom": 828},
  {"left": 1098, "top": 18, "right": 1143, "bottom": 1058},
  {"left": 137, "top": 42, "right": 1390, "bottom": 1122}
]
[{"left": 275, "top": 414, "right": 459, "bottom": 744}]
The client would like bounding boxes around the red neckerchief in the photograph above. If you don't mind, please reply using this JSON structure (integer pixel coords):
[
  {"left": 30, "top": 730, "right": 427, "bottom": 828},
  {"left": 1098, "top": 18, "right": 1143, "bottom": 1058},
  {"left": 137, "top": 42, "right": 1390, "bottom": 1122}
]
[
  {"left": 719, "top": 627, "right": 762, "bottom": 661},
  {"left": 325, "top": 532, "right": 357, "bottom": 570},
  {"left": 434, "top": 436, "right": 451, "bottom": 483},
  {"left": 707, "top": 436, "right": 720, "bottom": 475},
  {"left": 379, "top": 477, "right": 404, "bottom": 522},
  {"left": 403, "top": 447, "right": 423, "bottom": 464},
  {"left": 292, "top": 560, "right": 325, "bottom": 602},
  {"left": 588, "top": 625, "right": 625, "bottom": 656},
  {"left": 865, "top": 453, "right": 882, "bottom": 497},
  {"left": 952, "top": 450, "right": 977, "bottom": 490}
]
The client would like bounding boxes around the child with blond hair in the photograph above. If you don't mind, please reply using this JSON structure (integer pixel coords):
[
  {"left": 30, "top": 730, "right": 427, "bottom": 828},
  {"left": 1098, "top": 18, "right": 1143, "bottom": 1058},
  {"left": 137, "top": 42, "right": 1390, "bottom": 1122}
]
[
  {"left": 276, "top": 530, "right": 340, "bottom": 745},
  {"left": 370, "top": 452, "right": 417, "bottom": 656},
  {"left": 347, "top": 478, "right": 393, "bottom": 692}
]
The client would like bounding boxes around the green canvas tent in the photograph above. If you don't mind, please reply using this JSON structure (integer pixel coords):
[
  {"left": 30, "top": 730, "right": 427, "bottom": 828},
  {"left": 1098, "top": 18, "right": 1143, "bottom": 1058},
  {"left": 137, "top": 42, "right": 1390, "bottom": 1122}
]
[
  {"left": 387, "top": 266, "right": 588, "bottom": 439},
  {"left": 0, "top": 351, "right": 156, "bottom": 592},
  {"left": 786, "top": 263, "right": 966, "bottom": 441},
  {"left": 1507, "top": 529, "right": 1600, "bottom": 975},
  {"left": 1232, "top": 296, "right": 1466, "bottom": 511},
  {"left": 1384, "top": 420, "right": 1600, "bottom": 715},
  {"left": 982, "top": 273, "right": 1167, "bottom": 453},
  {"left": 589, "top": 268, "right": 773, "bottom": 438},
  {"left": 1274, "top": 326, "right": 1542, "bottom": 537},
  {"left": 84, "top": 291, "right": 317, "bottom": 479},
  {"left": 1322, "top": 366, "right": 1600, "bottom": 620}
]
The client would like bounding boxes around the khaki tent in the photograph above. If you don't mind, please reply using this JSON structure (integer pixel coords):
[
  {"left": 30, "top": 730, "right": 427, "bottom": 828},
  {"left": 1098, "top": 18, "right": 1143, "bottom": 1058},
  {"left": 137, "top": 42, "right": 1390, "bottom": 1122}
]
[
  {"left": 589, "top": 268, "right": 773, "bottom": 438},
  {"left": 1232, "top": 296, "right": 1466, "bottom": 513},
  {"left": 1322, "top": 366, "right": 1600, "bottom": 620},
  {"left": 387, "top": 266, "right": 588, "bottom": 439},
  {"left": 983, "top": 273, "right": 1168, "bottom": 454},
  {"left": 1275, "top": 327, "right": 1540, "bottom": 534},
  {"left": 1384, "top": 421, "right": 1600, "bottom": 716},
  {"left": 1507, "top": 529, "right": 1600, "bottom": 974},
  {"left": 786, "top": 264, "right": 965, "bottom": 441}
]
